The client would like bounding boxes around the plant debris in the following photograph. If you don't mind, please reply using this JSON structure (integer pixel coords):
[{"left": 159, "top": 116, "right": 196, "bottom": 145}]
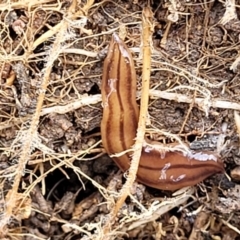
[{"left": 0, "top": 0, "right": 240, "bottom": 239}]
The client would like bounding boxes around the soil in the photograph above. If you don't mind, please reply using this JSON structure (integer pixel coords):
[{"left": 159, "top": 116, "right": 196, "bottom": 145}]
[{"left": 0, "top": 0, "right": 240, "bottom": 239}]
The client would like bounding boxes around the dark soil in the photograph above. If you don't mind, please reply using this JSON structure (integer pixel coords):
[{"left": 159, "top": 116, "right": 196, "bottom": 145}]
[{"left": 0, "top": 0, "right": 240, "bottom": 239}]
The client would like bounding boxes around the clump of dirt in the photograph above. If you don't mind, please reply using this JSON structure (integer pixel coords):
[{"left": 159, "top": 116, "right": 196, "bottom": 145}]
[{"left": 0, "top": 0, "right": 240, "bottom": 239}]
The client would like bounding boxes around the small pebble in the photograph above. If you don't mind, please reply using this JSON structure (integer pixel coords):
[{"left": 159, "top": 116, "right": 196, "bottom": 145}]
[{"left": 230, "top": 166, "right": 240, "bottom": 181}]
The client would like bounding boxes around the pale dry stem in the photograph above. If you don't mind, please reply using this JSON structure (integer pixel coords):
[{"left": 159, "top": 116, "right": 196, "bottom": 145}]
[
  {"left": 112, "top": 7, "right": 153, "bottom": 214},
  {"left": 101, "top": 7, "right": 155, "bottom": 238},
  {"left": 0, "top": 0, "right": 60, "bottom": 11},
  {"left": 42, "top": 91, "right": 240, "bottom": 117},
  {"left": 219, "top": 0, "right": 237, "bottom": 25}
]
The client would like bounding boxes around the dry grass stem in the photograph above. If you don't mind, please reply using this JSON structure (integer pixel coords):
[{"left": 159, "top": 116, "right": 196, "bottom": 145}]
[
  {"left": 114, "top": 6, "right": 154, "bottom": 217},
  {"left": 220, "top": 0, "right": 237, "bottom": 25}
]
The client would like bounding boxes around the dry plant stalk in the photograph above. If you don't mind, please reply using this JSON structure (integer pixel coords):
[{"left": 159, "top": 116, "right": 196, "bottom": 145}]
[
  {"left": 0, "top": 0, "right": 56, "bottom": 10},
  {"left": 101, "top": 6, "right": 154, "bottom": 236},
  {"left": 234, "top": 110, "right": 240, "bottom": 136},
  {"left": 219, "top": 0, "right": 237, "bottom": 25},
  {"left": 112, "top": 7, "right": 154, "bottom": 215},
  {"left": 3, "top": 90, "right": 240, "bottom": 134}
]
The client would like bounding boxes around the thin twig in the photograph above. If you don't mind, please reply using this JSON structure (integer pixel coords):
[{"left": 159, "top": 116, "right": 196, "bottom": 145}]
[
  {"left": 113, "top": 6, "right": 154, "bottom": 218},
  {"left": 1, "top": 90, "right": 240, "bottom": 132}
]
